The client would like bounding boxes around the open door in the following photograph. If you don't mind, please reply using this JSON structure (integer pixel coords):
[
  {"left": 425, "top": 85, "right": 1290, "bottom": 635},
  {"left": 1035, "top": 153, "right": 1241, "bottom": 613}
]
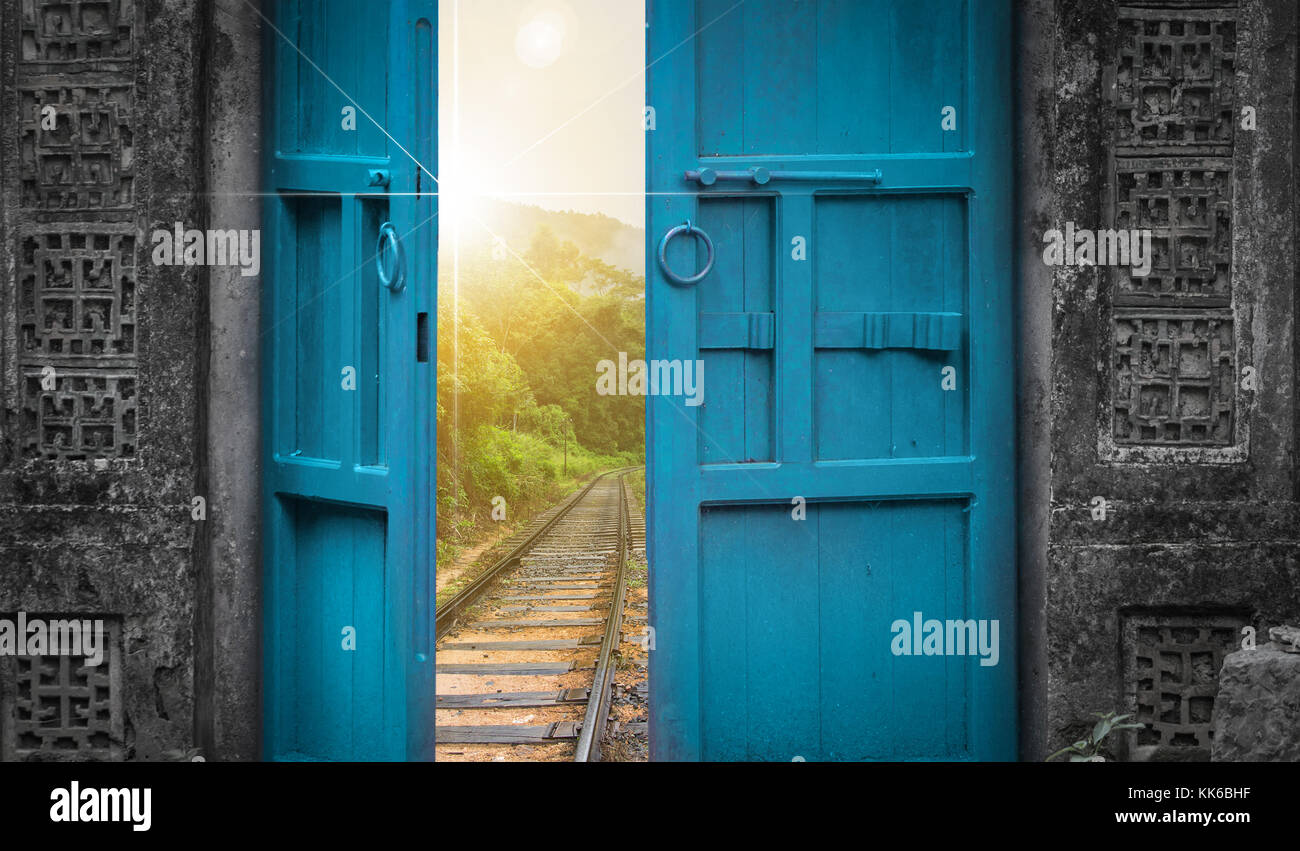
[
  {"left": 262, "top": 0, "right": 436, "bottom": 761},
  {"left": 647, "top": 0, "right": 1016, "bottom": 760}
]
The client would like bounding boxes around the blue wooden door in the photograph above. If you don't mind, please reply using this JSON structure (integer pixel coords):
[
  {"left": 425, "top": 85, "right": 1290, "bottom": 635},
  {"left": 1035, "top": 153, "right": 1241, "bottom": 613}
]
[
  {"left": 263, "top": 0, "right": 436, "bottom": 761},
  {"left": 647, "top": 0, "right": 1015, "bottom": 760}
]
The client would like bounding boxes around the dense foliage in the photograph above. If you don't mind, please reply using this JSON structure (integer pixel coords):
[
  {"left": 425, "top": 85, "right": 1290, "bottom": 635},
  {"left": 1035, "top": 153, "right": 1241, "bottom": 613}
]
[{"left": 436, "top": 212, "right": 644, "bottom": 552}]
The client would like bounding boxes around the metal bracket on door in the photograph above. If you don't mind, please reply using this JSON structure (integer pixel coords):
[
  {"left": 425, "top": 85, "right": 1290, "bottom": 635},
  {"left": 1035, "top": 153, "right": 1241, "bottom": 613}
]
[{"left": 684, "top": 166, "right": 883, "bottom": 186}]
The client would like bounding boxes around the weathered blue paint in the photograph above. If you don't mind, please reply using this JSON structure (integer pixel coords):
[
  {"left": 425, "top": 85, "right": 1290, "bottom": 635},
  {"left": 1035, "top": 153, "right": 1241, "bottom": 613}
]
[
  {"left": 263, "top": 0, "right": 436, "bottom": 761},
  {"left": 647, "top": 0, "right": 1016, "bottom": 761}
]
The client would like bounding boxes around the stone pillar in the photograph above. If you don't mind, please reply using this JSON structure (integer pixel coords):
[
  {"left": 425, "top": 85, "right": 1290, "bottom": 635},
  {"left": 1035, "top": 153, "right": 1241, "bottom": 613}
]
[
  {"left": 199, "top": 0, "right": 262, "bottom": 763},
  {"left": 1026, "top": 0, "right": 1300, "bottom": 761},
  {"left": 0, "top": 0, "right": 206, "bottom": 760}
]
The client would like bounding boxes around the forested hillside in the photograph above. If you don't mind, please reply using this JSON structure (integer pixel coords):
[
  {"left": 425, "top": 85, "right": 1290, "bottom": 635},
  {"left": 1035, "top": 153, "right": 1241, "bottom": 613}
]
[
  {"left": 472, "top": 199, "right": 643, "bottom": 277},
  {"left": 436, "top": 206, "right": 645, "bottom": 559}
]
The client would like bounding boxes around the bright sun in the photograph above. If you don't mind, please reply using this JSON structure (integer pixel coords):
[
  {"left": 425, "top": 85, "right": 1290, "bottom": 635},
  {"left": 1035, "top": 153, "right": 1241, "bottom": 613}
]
[
  {"left": 438, "top": 172, "right": 487, "bottom": 238},
  {"left": 515, "top": 7, "right": 569, "bottom": 69}
]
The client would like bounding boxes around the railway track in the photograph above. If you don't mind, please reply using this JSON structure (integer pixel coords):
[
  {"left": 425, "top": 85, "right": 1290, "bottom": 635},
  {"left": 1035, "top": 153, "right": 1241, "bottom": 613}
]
[{"left": 434, "top": 469, "right": 636, "bottom": 762}]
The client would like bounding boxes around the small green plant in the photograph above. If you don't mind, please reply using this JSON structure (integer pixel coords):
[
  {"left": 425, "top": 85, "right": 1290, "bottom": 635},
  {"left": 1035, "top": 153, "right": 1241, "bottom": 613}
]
[
  {"left": 1046, "top": 711, "right": 1145, "bottom": 762},
  {"left": 624, "top": 560, "right": 648, "bottom": 590}
]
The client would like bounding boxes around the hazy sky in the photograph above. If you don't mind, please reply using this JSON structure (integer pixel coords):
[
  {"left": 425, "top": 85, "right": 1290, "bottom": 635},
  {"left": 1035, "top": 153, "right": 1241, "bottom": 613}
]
[{"left": 439, "top": 1, "right": 646, "bottom": 229}]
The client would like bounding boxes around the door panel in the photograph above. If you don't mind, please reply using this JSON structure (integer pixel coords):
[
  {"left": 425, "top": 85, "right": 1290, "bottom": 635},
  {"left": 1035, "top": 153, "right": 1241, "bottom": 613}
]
[
  {"left": 648, "top": 0, "right": 1014, "bottom": 761},
  {"left": 813, "top": 194, "right": 969, "bottom": 461},
  {"left": 264, "top": 0, "right": 436, "bottom": 761},
  {"left": 696, "top": 0, "right": 966, "bottom": 156},
  {"left": 284, "top": 502, "right": 386, "bottom": 761},
  {"left": 283, "top": 194, "right": 344, "bottom": 460},
  {"left": 695, "top": 197, "right": 775, "bottom": 464},
  {"left": 698, "top": 500, "right": 971, "bottom": 761}
]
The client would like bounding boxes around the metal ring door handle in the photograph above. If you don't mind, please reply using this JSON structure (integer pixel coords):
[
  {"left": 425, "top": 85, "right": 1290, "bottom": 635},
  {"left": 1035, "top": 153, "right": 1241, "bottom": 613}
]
[
  {"left": 376, "top": 222, "right": 406, "bottom": 292},
  {"left": 658, "top": 219, "right": 714, "bottom": 286}
]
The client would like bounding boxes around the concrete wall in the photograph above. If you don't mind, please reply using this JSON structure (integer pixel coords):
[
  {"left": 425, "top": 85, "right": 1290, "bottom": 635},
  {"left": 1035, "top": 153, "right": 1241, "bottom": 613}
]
[
  {"left": 1019, "top": 0, "right": 1300, "bottom": 761},
  {"left": 1, "top": 0, "right": 1295, "bottom": 763},
  {"left": 0, "top": 0, "right": 206, "bottom": 760},
  {"left": 0, "top": 0, "right": 261, "bottom": 761}
]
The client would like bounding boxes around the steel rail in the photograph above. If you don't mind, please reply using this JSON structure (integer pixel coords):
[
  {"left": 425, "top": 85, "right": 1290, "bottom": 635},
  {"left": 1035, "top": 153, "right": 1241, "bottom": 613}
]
[
  {"left": 434, "top": 467, "right": 637, "bottom": 641},
  {"left": 573, "top": 472, "right": 632, "bottom": 762}
]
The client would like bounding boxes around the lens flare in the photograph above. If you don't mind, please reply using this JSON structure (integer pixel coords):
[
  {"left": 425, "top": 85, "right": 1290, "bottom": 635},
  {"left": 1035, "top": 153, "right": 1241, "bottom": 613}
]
[{"left": 515, "top": 11, "right": 566, "bottom": 69}]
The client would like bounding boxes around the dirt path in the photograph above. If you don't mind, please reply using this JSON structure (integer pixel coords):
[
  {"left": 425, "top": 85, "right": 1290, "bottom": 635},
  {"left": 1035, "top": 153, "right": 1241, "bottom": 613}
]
[{"left": 435, "top": 526, "right": 516, "bottom": 594}]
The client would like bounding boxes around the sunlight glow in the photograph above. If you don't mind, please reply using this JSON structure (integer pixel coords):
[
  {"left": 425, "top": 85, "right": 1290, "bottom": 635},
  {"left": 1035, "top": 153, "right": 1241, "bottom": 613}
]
[
  {"left": 515, "top": 10, "right": 567, "bottom": 68},
  {"left": 439, "top": 137, "right": 498, "bottom": 241}
]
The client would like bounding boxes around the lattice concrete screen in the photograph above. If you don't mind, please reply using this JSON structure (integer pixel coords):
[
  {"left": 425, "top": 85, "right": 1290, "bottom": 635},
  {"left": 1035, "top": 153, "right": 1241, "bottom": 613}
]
[
  {"left": 1104, "top": 3, "right": 1242, "bottom": 457},
  {"left": 1112, "top": 159, "right": 1232, "bottom": 306},
  {"left": 1113, "top": 313, "right": 1235, "bottom": 445},
  {"left": 1113, "top": 10, "right": 1236, "bottom": 155},
  {"left": 13, "top": 0, "right": 139, "bottom": 461},
  {"left": 1121, "top": 612, "right": 1246, "bottom": 759},
  {"left": 0, "top": 617, "right": 123, "bottom": 760}
]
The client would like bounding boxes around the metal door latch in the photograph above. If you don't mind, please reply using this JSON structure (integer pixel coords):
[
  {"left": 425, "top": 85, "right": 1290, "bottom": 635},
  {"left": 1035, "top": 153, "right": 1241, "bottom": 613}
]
[{"left": 684, "top": 166, "right": 883, "bottom": 186}]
